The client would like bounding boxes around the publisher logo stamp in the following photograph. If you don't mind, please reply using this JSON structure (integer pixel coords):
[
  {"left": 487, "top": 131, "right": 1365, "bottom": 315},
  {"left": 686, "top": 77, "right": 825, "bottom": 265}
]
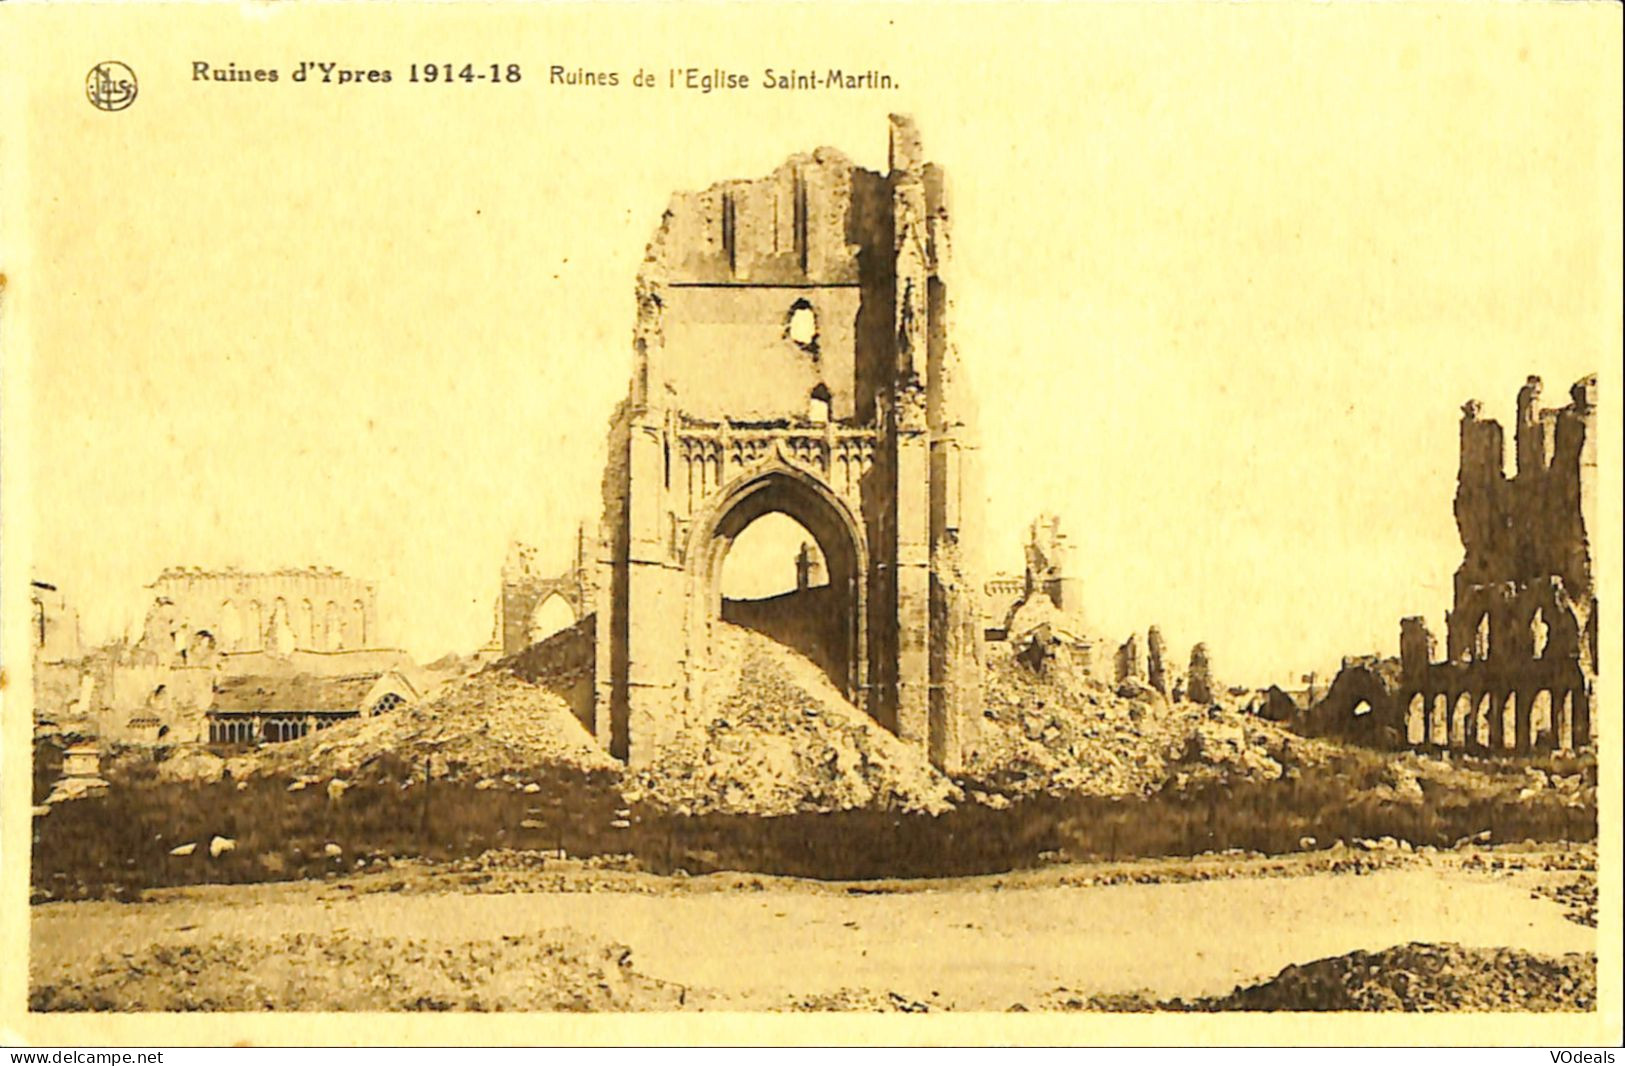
[{"left": 86, "top": 61, "right": 138, "bottom": 112}]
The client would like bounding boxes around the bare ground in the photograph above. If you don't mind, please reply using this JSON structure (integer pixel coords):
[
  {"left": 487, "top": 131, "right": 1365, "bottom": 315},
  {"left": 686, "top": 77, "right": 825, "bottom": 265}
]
[{"left": 31, "top": 844, "right": 1595, "bottom": 1012}]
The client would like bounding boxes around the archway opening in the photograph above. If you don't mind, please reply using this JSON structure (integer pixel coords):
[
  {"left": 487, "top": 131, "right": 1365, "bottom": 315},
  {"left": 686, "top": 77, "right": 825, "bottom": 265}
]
[
  {"left": 719, "top": 513, "right": 842, "bottom": 690},
  {"left": 700, "top": 470, "right": 864, "bottom": 707},
  {"left": 528, "top": 592, "right": 577, "bottom": 646}
]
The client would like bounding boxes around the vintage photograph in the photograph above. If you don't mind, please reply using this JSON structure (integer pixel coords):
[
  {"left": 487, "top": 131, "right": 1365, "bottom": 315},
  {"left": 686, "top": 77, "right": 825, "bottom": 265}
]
[{"left": 2, "top": 1, "right": 1619, "bottom": 1043}]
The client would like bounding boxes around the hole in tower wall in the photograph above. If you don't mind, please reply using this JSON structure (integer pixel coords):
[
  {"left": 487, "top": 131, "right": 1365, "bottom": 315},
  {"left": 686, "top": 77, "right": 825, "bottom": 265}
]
[
  {"left": 787, "top": 300, "right": 818, "bottom": 352},
  {"left": 808, "top": 383, "right": 831, "bottom": 424}
]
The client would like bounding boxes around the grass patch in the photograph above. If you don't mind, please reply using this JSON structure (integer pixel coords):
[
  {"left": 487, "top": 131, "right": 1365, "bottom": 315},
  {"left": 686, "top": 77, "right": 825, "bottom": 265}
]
[{"left": 31, "top": 743, "right": 1595, "bottom": 897}]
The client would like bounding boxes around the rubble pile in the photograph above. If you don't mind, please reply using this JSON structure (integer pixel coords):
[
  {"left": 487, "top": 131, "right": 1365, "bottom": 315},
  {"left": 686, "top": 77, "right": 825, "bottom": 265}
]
[
  {"left": 241, "top": 668, "right": 620, "bottom": 783},
  {"left": 29, "top": 929, "right": 685, "bottom": 1012},
  {"left": 632, "top": 623, "right": 961, "bottom": 816},
  {"left": 966, "top": 643, "right": 1329, "bottom": 798},
  {"left": 1196, "top": 942, "right": 1596, "bottom": 1012},
  {"left": 501, "top": 616, "right": 595, "bottom": 698},
  {"left": 785, "top": 990, "right": 935, "bottom": 1012}
]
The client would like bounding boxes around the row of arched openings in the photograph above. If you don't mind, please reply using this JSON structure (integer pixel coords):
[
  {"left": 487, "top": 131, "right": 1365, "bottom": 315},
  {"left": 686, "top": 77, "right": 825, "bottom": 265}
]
[{"left": 215, "top": 597, "right": 368, "bottom": 652}]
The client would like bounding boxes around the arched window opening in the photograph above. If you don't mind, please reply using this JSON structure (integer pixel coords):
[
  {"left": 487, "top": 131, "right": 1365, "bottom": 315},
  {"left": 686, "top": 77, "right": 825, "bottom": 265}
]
[
  {"left": 1531, "top": 608, "right": 1549, "bottom": 659},
  {"left": 1473, "top": 613, "right": 1491, "bottom": 662},
  {"left": 1406, "top": 694, "right": 1426, "bottom": 745},
  {"left": 527, "top": 593, "right": 577, "bottom": 646},
  {"left": 324, "top": 601, "right": 343, "bottom": 650}
]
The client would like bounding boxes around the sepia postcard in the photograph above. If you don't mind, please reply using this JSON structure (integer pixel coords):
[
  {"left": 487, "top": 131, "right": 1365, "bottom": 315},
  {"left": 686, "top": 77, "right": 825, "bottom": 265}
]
[{"left": 0, "top": 1, "right": 1620, "bottom": 1048}]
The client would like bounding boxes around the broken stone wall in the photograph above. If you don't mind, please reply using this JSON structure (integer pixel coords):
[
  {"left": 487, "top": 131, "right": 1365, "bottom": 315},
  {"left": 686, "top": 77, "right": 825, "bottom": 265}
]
[
  {"left": 143, "top": 568, "right": 380, "bottom": 660},
  {"left": 29, "top": 581, "right": 81, "bottom": 664},
  {"left": 1312, "top": 373, "right": 1597, "bottom": 752},
  {"left": 494, "top": 534, "right": 592, "bottom": 657}
]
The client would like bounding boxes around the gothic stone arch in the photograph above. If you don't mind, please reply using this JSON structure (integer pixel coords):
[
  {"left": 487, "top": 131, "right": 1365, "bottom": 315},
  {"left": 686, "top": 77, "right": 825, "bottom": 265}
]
[
  {"left": 691, "top": 459, "right": 868, "bottom": 708},
  {"left": 592, "top": 116, "right": 983, "bottom": 770}
]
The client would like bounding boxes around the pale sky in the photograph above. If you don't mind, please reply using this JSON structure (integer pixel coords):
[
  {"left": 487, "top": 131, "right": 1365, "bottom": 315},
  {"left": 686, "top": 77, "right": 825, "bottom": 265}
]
[{"left": 11, "top": 4, "right": 1619, "bottom": 686}]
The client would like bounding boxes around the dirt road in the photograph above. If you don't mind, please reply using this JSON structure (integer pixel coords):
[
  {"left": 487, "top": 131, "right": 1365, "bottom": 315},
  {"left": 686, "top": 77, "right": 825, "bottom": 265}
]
[{"left": 31, "top": 853, "right": 1593, "bottom": 1010}]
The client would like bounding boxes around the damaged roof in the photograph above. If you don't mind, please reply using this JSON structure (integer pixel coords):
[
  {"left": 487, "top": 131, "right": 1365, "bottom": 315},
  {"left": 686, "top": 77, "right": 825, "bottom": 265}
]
[{"left": 212, "top": 673, "right": 380, "bottom": 713}]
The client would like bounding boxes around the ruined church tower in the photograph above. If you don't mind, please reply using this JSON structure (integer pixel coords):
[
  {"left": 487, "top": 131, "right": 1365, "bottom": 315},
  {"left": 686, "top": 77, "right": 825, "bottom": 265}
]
[{"left": 594, "top": 115, "right": 982, "bottom": 770}]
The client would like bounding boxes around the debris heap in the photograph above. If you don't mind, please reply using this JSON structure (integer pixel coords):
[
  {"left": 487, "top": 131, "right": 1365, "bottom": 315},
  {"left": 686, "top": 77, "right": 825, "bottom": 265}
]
[
  {"left": 631, "top": 623, "right": 961, "bottom": 816},
  {"left": 965, "top": 642, "right": 1324, "bottom": 798},
  {"left": 240, "top": 667, "right": 619, "bottom": 783}
]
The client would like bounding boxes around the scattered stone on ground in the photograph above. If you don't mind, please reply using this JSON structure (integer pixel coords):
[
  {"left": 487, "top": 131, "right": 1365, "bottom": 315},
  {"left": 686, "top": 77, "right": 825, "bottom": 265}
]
[
  {"left": 1530, "top": 871, "right": 1598, "bottom": 928},
  {"left": 783, "top": 989, "right": 935, "bottom": 1012},
  {"left": 155, "top": 746, "right": 226, "bottom": 784},
  {"left": 631, "top": 623, "right": 961, "bottom": 816},
  {"left": 30, "top": 929, "right": 687, "bottom": 1012}
]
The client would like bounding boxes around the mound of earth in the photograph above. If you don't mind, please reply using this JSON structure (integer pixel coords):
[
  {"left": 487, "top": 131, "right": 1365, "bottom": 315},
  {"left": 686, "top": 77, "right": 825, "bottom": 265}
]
[
  {"left": 630, "top": 623, "right": 961, "bottom": 816},
  {"left": 1038, "top": 943, "right": 1596, "bottom": 1012},
  {"left": 966, "top": 643, "right": 1334, "bottom": 798},
  {"left": 1195, "top": 942, "right": 1597, "bottom": 1012},
  {"left": 239, "top": 667, "right": 620, "bottom": 783},
  {"left": 30, "top": 929, "right": 684, "bottom": 1012}
]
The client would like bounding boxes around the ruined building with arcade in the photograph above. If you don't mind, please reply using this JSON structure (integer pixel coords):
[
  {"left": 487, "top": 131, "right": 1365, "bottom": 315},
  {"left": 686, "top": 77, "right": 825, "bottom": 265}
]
[
  {"left": 593, "top": 115, "right": 983, "bottom": 770},
  {"left": 1310, "top": 374, "right": 1598, "bottom": 752}
]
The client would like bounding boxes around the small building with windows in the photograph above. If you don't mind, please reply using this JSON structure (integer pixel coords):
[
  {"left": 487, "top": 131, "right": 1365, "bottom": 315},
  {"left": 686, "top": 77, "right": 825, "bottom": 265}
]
[{"left": 207, "top": 669, "right": 420, "bottom": 746}]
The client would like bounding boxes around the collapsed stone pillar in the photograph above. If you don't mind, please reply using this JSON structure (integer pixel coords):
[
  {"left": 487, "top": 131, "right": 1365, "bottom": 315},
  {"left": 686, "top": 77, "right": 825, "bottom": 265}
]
[
  {"left": 1188, "top": 643, "right": 1215, "bottom": 705},
  {"left": 1115, "top": 633, "right": 1144, "bottom": 686},
  {"left": 1146, "top": 625, "right": 1168, "bottom": 695}
]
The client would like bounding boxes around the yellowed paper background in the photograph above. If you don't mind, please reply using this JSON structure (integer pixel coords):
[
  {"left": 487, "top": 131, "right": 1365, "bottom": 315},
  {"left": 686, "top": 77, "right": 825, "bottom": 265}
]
[{"left": 2, "top": 0, "right": 1620, "bottom": 1045}]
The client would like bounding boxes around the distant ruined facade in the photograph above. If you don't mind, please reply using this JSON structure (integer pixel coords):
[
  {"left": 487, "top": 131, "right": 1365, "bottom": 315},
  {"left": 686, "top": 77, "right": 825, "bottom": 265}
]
[
  {"left": 984, "top": 515, "right": 1087, "bottom": 642},
  {"left": 1311, "top": 374, "right": 1598, "bottom": 751},
  {"left": 32, "top": 566, "right": 420, "bottom": 754},
  {"left": 594, "top": 115, "right": 983, "bottom": 769},
  {"left": 141, "top": 567, "right": 380, "bottom": 663}
]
